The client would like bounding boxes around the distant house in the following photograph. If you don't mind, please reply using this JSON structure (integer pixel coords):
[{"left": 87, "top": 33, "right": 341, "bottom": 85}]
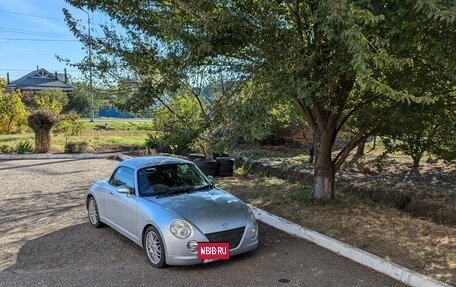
[
  {"left": 5, "top": 68, "right": 75, "bottom": 105},
  {"left": 6, "top": 68, "right": 74, "bottom": 91}
]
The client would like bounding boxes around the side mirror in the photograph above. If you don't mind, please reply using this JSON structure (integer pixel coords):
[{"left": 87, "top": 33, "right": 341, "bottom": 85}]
[
  {"left": 207, "top": 175, "right": 215, "bottom": 185},
  {"left": 117, "top": 185, "right": 132, "bottom": 194}
]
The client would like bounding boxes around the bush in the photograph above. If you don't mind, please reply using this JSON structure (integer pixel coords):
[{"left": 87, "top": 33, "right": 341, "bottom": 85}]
[
  {"left": 33, "top": 89, "right": 68, "bottom": 114},
  {"left": 149, "top": 94, "right": 204, "bottom": 155},
  {"left": 0, "top": 89, "right": 28, "bottom": 134},
  {"left": 14, "top": 140, "right": 33, "bottom": 154},
  {"left": 0, "top": 144, "right": 13, "bottom": 154},
  {"left": 27, "top": 110, "right": 59, "bottom": 153},
  {"left": 144, "top": 132, "right": 162, "bottom": 149},
  {"left": 54, "top": 112, "right": 84, "bottom": 143},
  {"left": 64, "top": 141, "right": 90, "bottom": 153}
]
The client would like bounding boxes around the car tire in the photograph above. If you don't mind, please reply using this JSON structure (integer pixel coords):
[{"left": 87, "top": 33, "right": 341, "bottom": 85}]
[
  {"left": 87, "top": 197, "right": 103, "bottom": 228},
  {"left": 144, "top": 226, "right": 167, "bottom": 268}
]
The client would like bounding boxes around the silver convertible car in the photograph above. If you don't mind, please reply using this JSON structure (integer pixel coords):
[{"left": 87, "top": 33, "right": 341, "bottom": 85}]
[{"left": 86, "top": 156, "right": 259, "bottom": 267}]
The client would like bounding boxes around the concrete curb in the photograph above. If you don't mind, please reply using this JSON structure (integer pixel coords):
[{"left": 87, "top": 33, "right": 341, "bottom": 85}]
[
  {"left": 2, "top": 153, "right": 449, "bottom": 286},
  {"left": 249, "top": 205, "right": 452, "bottom": 287},
  {"left": 0, "top": 153, "right": 121, "bottom": 160}
]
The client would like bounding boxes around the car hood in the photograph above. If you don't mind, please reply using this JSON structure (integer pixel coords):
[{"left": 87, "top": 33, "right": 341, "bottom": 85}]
[{"left": 145, "top": 188, "right": 248, "bottom": 234}]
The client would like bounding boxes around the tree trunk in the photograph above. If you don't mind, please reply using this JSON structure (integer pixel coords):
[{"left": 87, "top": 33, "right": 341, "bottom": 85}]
[
  {"left": 313, "top": 133, "right": 336, "bottom": 199},
  {"left": 355, "top": 138, "right": 366, "bottom": 157},
  {"left": 308, "top": 138, "right": 315, "bottom": 164},
  {"left": 35, "top": 131, "right": 51, "bottom": 153},
  {"left": 410, "top": 156, "right": 421, "bottom": 176}
]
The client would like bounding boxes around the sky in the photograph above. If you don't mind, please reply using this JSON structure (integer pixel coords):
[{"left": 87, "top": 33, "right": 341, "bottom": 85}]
[{"left": 0, "top": 0, "right": 108, "bottom": 82}]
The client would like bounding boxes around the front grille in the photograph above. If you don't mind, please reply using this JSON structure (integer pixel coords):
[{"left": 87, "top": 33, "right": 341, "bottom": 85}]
[{"left": 205, "top": 226, "right": 245, "bottom": 249}]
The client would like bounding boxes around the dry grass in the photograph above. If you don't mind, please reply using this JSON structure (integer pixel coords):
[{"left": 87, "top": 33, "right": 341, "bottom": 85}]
[{"left": 218, "top": 174, "right": 456, "bottom": 285}]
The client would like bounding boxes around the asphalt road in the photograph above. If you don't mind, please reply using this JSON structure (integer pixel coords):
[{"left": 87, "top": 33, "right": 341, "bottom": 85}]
[{"left": 0, "top": 159, "right": 405, "bottom": 287}]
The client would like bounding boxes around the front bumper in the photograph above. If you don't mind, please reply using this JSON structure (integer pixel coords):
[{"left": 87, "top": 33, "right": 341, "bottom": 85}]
[{"left": 163, "top": 225, "right": 259, "bottom": 266}]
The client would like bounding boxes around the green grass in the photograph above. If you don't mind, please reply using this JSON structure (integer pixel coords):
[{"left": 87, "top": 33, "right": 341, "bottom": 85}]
[
  {"left": 82, "top": 120, "right": 152, "bottom": 131},
  {"left": 0, "top": 119, "right": 151, "bottom": 153}
]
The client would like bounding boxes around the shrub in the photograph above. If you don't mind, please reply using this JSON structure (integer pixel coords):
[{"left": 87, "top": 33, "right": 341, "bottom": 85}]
[
  {"left": 27, "top": 110, "right": 59, "bottom": 153},
  {"left": 14, "top": 140, "right": 33, "bottom": 154},
  {"left": 64, "top": 141, "right": 90, "bottom": 153},
  {"left": 0, "top": 89, "right": 28, "bottom": 134},
  {"left": 144, "top": 132, "right": 162, "bottom": 149},
  {"left": 54, "top": 112, "right": 84, "bottom": 143},
  {"left": 33, "top": 89, "right": 68, "bottom": 114},
  {"left": 0, "top": 144, "right": 13, "bottom": 154}
]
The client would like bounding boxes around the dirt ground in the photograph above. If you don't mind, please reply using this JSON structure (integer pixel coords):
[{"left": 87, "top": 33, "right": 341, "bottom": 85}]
[{"left": 218, "top": 175, "right": 456, "bottom": 285}]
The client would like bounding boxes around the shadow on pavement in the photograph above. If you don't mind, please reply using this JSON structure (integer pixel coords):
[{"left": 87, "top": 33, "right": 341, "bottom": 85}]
[{"left": 3, "top": 222, "right": 406, "bottom": 287}]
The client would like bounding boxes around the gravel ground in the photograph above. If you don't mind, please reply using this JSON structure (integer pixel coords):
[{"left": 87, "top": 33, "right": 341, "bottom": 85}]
[
  {"left": 0, "top": 159, "right": 405, "bottom": 287},
  {"left": 0, "top": 158, "right": 117, "bottom": 269}
]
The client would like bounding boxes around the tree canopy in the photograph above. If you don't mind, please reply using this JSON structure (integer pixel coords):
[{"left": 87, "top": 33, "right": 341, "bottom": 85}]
[{"left": 64, "top": 0, "right": 456, "bottom": 198}]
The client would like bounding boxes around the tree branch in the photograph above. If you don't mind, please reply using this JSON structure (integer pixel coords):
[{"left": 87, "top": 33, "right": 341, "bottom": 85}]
[
  {"left": 336, "top": 94, "right": 380, "bottom": 132},
  {"left": 293, "top": 95, "right": 318, "bottom": 132},
  {"left": 333, "top": 127, "right": 377, "bottom": 172},
  {"left": 179, "top": 79, "right": 208, "bottom": 122}
]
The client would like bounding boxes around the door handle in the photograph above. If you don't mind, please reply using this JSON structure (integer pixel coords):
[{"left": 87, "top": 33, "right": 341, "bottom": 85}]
[{"left": 109, "top": 192, "right": 113, "bottom": 195}]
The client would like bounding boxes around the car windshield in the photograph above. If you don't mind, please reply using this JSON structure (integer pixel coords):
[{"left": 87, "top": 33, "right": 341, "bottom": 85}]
[{"left": 137, "top": 163, "right": 212, "bottom": 197}]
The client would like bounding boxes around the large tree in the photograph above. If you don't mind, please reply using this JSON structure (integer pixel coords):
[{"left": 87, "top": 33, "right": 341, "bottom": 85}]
[{"left": 64, "top": 0, "right": 456, "bottom": 198}]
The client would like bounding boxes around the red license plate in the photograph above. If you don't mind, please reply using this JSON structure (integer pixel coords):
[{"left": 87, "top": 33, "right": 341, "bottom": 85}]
[{"left": 197, "top": 242, "right": 230, "bottom": 260}]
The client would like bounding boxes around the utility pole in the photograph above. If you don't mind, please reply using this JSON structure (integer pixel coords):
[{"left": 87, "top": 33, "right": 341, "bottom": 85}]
[{"left": 81, "top": 8, "right": 94, "bottom": 122}]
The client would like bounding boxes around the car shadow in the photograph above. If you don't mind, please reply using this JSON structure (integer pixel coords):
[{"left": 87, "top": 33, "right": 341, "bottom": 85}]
[
  {"left": 3, "top": 222, "right": 408, "bottom": 287},
  {"left": 5, "top": 223, "right": 143, "bottom": 271},
  {"left": 5, "top": 222, "right": 263, "bottom": 272}
]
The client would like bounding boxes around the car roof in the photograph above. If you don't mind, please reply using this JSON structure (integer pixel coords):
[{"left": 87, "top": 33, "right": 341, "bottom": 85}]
[{"left": 118, "top": 156, "right": 193, "bottom": 170}]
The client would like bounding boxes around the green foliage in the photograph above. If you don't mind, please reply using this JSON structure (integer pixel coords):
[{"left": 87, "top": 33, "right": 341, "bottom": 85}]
[
  {"left": 34, "top": 89, "right": 69, "bottom": 114},
  {"left": 65, "top": 0, "right": 456, "bottom": 198},
  {"left": 14, "top": 140, "right": 33, "bottom": 154},
  {"left": 149, "top": 92, "right": 205, "bottom": 154},
  {"left": 292, "top": 187, "right": 313, "bottom": 203},
  {"left": 235, "top": 165, "right": 250, "bottom": 176},
  {"left": 54, "top": 112, "right": 84, "bottom": 143},
  {"left": 0, "top": 89, "right": 28, "bottom": 134},
  {"left": 0, "top": 144, "right": 13, "bottom": 154},
  {"left": 63, "top": 83, "right": 90, "bottom": 115},
  {"left": 380, "top": 96, "right": 456, "bottom": 169},
  {"left": 64, "top": 140, "right": 90, "bottom": 153},
  {"left": 144, "top": 132, "right": 161, "bottom": 149},
  {"left": 222, "top": 81, "right": 303, "bottom": 146}
]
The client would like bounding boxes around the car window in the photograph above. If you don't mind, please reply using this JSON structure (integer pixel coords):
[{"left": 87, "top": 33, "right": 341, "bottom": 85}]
[
  {"left": 137, "top": 163, "right": 209, "bottom": 196},
  {"left": 109, "top": 166, "right": 135, "bottom": 191},
  {"left": 176, "top": 164, "right": 205, "bottom": 186}
]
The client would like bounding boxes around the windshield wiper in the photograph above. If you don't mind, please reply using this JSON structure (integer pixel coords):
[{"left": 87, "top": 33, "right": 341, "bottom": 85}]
[
  {"left": 189, "top": 184, "right": 213, "bottom": 192},
  {"left": 155, "top": 185, "right": 213, "bottom": 198}
]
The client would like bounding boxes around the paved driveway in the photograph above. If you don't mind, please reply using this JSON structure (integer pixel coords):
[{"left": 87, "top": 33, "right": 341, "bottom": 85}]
[{"left": 0, "top": 159, "right": 405, "bottom": 287}]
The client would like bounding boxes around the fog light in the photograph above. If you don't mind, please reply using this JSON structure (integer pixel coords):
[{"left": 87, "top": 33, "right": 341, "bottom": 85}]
[
  {"left": 187, "top": 240, "right": 198, "bottom": 253},
  {"left": 250, "top": 227, "right": 258, "bottom": 240}
]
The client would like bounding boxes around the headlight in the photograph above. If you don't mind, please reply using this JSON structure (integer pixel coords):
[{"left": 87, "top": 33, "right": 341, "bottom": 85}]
[
  {"left": 248, "top": 208, "right": 258, "bottom": 240},
  {"left": 170, "top": 220, "right": 192, "bottom": 239},
  {"left": 248, "top": 208, "right": 257, "bottom": 224}
]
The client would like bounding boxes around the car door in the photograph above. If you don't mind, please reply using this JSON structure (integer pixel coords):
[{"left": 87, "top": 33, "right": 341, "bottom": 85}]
[{"left": 106, "top": 166, "right": 139, "bottom": 241}]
